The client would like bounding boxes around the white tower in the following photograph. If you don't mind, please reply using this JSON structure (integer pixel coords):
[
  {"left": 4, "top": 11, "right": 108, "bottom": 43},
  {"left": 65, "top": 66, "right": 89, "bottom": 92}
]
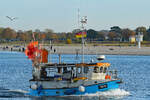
[{"left": 136, "top": 32, "right": 143, "bottom": 48}]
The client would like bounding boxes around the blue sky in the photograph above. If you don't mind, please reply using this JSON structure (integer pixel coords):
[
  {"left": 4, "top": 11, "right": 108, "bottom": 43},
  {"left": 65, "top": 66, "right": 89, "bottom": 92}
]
[{"left": 0, "top": 0, "right": 150, "bottom": 32}]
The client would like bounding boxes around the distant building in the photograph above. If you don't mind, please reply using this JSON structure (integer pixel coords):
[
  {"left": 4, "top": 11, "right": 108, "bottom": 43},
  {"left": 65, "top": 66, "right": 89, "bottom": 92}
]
[
  {"left": 129, "top": 36, "right": 136, "bottom": 43},
  {"left": 98, "top": 30, "right": 109, "bottom": 40}
]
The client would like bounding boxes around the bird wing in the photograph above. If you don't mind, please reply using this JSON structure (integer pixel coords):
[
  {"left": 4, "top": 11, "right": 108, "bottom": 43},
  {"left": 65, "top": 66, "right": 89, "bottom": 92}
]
[
  {"left": 6, "top": 16, "right": 13, "bottom": 20},
  {"left": 12, "top": 17, "right": 18, "bottom": 20}
]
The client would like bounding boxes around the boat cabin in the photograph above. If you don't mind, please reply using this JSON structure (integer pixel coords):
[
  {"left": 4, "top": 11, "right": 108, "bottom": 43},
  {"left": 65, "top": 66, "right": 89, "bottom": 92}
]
[{"left": 31, "top": 62, "right": 112, "bottom": 82}]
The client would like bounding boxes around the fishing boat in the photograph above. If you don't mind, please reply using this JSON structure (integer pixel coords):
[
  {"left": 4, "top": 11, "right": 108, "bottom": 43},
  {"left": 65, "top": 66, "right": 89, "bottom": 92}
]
[
  {"left": 27, "top": 60, "right": 122, "bottom": 96},
  {"left": 25, "top": 17, "right": 122, "bottom": 96}
]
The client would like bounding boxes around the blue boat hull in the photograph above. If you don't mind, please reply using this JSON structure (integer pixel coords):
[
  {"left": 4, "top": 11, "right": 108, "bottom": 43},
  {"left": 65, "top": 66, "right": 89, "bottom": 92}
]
[{"left": 27, "top": 80, "right": 121, "bottom": 96}]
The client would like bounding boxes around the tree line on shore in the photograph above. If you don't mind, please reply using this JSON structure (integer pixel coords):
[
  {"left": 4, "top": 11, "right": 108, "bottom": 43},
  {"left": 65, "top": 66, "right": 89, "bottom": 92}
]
[{"left": 0, "top": 26, "right": 150, "bottom": 43}]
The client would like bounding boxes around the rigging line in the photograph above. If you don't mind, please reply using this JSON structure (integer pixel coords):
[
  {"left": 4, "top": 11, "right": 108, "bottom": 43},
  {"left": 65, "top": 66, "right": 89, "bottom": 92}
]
[
  {"left": 77, "top": 8, "right": 80, "bottom": 29},
  {"left": 76, "top": 0, "right": 81, "bottom": 29}
]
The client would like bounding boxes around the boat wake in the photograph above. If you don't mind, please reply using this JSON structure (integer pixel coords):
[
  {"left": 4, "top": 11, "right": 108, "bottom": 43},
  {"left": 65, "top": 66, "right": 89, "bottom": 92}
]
[
  {"left": 0, "top": 88, "right": 28, "bottom": 98},
  {"left": 66, "top": 89, "right": 130, "bottom": 100},
  {"left": 87, "top": 89, "right": 130, "bottom": 97}
]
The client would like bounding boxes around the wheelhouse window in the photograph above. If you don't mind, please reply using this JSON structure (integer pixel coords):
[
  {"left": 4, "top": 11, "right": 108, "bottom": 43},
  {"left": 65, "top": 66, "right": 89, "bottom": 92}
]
[
  {"left": 103, "top": 67, "right": 107, "bottom": 73},
  {"left": 93, "top": 67, "right": 107, "bottom": 73},
  {"left": 94, "top": 67, "right": 99, "bottom": 73},
  {"left": 100, "top": 67, "right": 103, "bottom": 73}
]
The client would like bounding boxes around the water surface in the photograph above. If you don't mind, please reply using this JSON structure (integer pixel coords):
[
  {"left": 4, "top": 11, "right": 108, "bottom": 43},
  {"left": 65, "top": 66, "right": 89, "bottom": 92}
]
[{"left": 0, "top": 51, "right": 150, "bottom": 100}]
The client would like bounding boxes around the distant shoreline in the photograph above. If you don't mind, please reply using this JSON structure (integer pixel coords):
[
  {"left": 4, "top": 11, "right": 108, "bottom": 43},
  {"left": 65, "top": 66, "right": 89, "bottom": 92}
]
[
  {"left": 1, "top": 45, "right": 150, "bottom": 56},
  {"left": 53, "top": 46, "right": 150, "bottom": 56}
]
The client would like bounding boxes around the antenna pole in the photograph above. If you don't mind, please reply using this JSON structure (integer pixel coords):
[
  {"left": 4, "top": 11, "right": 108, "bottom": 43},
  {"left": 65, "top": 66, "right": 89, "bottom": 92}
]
[
  {"left": 80, "top": 16, "right": 87, "bottom": 76},
  {"left": 81, "top": 23, "right": 84, "bottom": 63},
  {"left": 81, "top": 16, "right": 87, "bottom": 64}
]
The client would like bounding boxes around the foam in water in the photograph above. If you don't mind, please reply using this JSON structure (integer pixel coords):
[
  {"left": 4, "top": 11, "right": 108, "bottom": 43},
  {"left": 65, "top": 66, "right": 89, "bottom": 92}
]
[
  {"left": 85, "top": 89, "right": 130, "bottom": 96},
  {"left": 81, "top": 89, "right": 130, "bottom": 98},
  {"left": 98, "top": 89, "right": 130, "bottom": 96},
  {"left": 67, "top": 89, "right": 130, "bottom": 97},
  {"left": 0, "top": 89, "right": 29, "bottom": 98},
  {"left": 8, "top": 89, "right": 29, "bottom": 94}
]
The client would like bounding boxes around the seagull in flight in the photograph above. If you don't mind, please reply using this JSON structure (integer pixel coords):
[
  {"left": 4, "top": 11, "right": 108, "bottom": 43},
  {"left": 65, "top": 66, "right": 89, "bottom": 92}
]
[{"left": 6, "top": 16, "right": 18, "bottom": 21}]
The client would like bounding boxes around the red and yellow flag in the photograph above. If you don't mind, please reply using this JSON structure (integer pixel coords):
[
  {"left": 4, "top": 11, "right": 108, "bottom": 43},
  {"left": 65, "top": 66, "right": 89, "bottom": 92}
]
[{"left": 76, "top": 32, "right": 87, "bottom": 38}]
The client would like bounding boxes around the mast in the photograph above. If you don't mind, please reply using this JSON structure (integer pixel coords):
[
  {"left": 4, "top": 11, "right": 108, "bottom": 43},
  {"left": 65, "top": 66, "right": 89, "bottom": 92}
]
[{"left": 81, "top": 16, "right": 87, "bottom": 63}]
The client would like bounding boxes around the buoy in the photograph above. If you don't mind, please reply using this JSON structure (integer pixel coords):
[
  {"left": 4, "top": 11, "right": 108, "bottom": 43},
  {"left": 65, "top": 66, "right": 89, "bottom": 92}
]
[
  {"left": 31, "top": 84, "right": 37, "bottom": 90},
  {"left": 79, "top": 86, "right": 85, "bottom": 92},
  {"left": 97, "top": 55, "right": 105, "bottom": 61}
]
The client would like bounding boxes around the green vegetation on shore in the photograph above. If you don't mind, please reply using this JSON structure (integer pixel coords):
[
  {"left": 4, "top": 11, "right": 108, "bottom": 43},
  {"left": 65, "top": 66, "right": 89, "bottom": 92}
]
[
  {"left": 0, "top": 26, "right": 150, "bottom": 47},
  {"left": 1, "top": 41, "right": 150, "bottom": 47}
]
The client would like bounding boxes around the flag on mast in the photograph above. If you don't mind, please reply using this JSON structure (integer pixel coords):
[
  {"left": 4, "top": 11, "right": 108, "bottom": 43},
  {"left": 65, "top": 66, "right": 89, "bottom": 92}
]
[{"left": 75, "top": 31, "right": 87, "bottom": 38}]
